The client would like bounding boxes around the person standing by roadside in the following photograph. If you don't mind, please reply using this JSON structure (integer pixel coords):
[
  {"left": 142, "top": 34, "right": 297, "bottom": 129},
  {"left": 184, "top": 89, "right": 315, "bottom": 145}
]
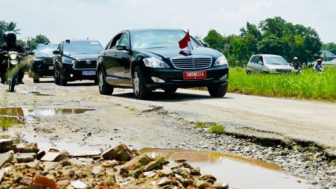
[{"left": 313, "top": 59, "right": 324, "bottom": 72}]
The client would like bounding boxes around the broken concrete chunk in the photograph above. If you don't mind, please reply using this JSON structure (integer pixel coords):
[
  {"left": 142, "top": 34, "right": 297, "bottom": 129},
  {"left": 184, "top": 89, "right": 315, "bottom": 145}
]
[
  {"left": 102, "top": 160, "right": 118, "bottom": 167},
  {"left": 40, "top": 152, "right": 67, "bottom": 162},
  {"left": 144, "top": 157, "right": 165, "bottom": 172},
  {"left": 15, "top": 153, "right": 36, "bottom": 163},
  {"left": 158, "top": 177, "right": 173, "bottom": 186},
  {"left": 102, "top": 143, "right": 133, "bottom": 161},
  {"left": 0, "top": 150, "right": 14, "bottom": 167},
  {"left": 71, "top": 180, "right": 87, "bottom": 189},
  {"left": 195, "top": 179, "right": 211, "bottom": 189},
  {"left": 159, "top": 167, "right": 173, "bottom": 177},
  {"left": 123, "top": 155, "right": 151, "bottom": 170},
  {"left": 18, "top": 143, "right": 39, "bottom": 153},
  {"left": 199, "top": 174, "right": 217, "bottom": 184},
  {"left": 69, "top": 151, "right": 101, "bottom": 157},
  {"left": 213, "top": 182, "right": 229, "bottom": 189},
  {"left": 0, "top": 139, "right": 15, "bottom": 153}
]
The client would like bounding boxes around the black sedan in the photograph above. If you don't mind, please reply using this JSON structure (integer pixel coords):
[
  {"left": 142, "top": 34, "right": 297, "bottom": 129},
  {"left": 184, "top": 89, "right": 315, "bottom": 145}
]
[
  {"left": 29, "top": 43, "right": 58, "bottom": 83},
  {"left": 97, "top": 29, "right": 229, "bottom": 99},
  {"left": 53, "top": 39, "right": 103, "bottom": 85}
]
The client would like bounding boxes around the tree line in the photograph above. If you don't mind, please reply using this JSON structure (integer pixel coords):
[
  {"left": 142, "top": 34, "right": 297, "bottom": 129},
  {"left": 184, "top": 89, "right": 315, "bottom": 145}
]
[
  {"left": 0, "top": 20, "right": 50, "bottom": 50},
  {"left": 203, "top": 17, "right": 325, "bottom": 67}
]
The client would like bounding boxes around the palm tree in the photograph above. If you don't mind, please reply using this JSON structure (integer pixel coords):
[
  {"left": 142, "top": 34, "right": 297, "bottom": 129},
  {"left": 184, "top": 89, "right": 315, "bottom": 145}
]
[{"left": 0, "top": 21, "right": 21, "bottom": 44}]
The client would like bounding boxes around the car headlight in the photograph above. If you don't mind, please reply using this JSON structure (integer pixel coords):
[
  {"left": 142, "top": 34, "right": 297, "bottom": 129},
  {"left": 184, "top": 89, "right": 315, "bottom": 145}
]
[
  {"left": 143, "top": 57, "right": 169, "bottom": 68},
  {"left": 62, "top": 57, "right": 76, "bottom": 64},
  {"left": 10, "top": 54, "right": 18, "bottom": 60},
  {"left": 214, "top": 55, "right": 229, "bottom": 67}
]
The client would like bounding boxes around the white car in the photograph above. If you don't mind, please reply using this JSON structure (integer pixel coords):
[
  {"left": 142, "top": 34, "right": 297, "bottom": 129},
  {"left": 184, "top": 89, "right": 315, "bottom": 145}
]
[{"left": 246, "top": 54, "right": 295, "bottom": 74}]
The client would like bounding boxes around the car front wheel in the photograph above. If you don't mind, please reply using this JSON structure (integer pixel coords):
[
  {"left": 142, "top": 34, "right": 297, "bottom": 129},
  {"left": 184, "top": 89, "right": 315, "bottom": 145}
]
[
  {"left": 208, "top": 84, "right": 227, "bottom": 97},
  {"left": 132, "top": 66, "right": 151, "bottom": 99},
  {"left": 98, "top": 68, "right": 113, "bottom": 95},
  {"left": 54, "top": 68, "right": 60, "bottom": 85}
]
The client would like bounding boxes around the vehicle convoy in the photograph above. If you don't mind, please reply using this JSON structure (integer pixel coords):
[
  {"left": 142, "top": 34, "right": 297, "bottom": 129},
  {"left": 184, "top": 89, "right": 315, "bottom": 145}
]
[
  {"left": 97, "top": 29, "right": 229, "bottom": 99},
  {"left": 29, "top": 43, "right": 58, "bottom": 83},
  {"left": 246, "top": 54, "right": 294, "bottom": 74},
  {"left": 53, "top": 39, "right": 103, "bottom": 86}
]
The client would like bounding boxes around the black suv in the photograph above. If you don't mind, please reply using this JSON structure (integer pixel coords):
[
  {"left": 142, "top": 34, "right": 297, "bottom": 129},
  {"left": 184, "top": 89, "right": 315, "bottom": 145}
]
[
  {"left": 53, "top": 39, "right": 103, "bottom": 85},
  {"left": 29, "top": 43, "right": 58, "bottom": 83}
]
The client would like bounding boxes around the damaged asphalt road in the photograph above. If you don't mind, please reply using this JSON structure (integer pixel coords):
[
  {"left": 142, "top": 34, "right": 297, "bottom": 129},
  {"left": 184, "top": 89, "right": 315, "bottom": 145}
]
[{"left": 1, "top": 76, "right": 336, "bottom": 188}]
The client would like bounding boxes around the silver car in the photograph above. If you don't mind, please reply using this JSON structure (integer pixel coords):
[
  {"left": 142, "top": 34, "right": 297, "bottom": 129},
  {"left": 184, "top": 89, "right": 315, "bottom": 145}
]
[{"left": 246, "top": 54, "right": 294, "bottom": 74}]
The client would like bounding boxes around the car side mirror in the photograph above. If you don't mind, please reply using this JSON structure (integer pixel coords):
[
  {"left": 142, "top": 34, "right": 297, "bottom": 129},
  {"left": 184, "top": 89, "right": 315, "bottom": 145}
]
[
  {"left": 116, "top": 45, "right": 127, "bottom": 51},
  {"left": 201, "top": 42, "right": 209, "bottom": 47},
  {"left": 258, "top": 61, "right": 264, "bottom": 65},
  {"left": 53, "top": 50, "right": 60, "bottom": 55}
]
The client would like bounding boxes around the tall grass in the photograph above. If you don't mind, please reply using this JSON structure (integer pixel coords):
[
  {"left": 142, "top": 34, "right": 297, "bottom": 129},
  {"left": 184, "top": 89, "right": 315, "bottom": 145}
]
[{"left": 229, "top": 67, "right": 336, "bottom": 101}]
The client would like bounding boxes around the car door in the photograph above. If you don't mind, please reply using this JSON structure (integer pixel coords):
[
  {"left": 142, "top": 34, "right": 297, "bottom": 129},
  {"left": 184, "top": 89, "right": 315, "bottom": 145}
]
[
  {"left": 103, "top": 33, "right": 123, "bottom": 85},
  {"left": 114, "top": 32, "right": 132, "bottom": 86},
  {"left": 54, "top": 42, "right": 63, "bottom": 76}
]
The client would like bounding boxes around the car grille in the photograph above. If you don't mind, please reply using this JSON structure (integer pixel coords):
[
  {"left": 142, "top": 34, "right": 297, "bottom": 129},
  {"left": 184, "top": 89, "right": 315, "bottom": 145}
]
[
  {"left": 43, "top": 57, "right": 53, "bottom": 64},
  {"left": 170, "top": 56, "right": 212, "bottom": 69},
  {"left": 74, "top": 60, "right": 97, "bottom": 69},
  {"left": 276, "top": 69, "right": 291, "bottom": 73}
]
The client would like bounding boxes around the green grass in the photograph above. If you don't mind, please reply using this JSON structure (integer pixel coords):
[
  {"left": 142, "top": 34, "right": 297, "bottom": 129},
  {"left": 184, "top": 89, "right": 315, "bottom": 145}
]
[
  {"left": 229, "top": 67, "right": 336, "bottom": 101},
  {"left": 0, "top": 116, "right": 22, "bottom": 131},
  {"left": 194, "top": 121, "right": 225, "bottom": 134}
]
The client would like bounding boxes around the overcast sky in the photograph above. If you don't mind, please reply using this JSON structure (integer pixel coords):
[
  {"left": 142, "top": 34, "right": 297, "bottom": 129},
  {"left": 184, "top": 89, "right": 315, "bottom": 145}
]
[{"left": 0, "top": 0, "right": 335, "bottom": 46}]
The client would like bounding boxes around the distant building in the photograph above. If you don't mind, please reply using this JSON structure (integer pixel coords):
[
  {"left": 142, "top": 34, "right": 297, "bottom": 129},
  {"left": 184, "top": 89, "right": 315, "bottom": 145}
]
[{"left": 320, "top": 50, "right": 336, "bottom": 61}]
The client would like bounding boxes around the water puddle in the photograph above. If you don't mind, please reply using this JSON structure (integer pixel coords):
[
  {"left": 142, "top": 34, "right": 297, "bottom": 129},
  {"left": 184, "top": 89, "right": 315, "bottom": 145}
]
[
  {"left": 0, "top": 116, "right": 24, "bottom": 130},
  {"left": 0, "top": 107, "right": 94, "bottom": 117},
  {"left": 31, "top": 91, "right": 53, "bottom": 96},
  {"left": 140, "top": 148, "right": 314, "bottom": 189}
]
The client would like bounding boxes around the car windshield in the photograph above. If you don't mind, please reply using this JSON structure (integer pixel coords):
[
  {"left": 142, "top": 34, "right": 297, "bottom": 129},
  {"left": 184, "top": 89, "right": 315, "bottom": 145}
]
[
  {"left": 36, "top": 45, "right": 58, "bottom": 55},
  {"left": 131, "top": 30, "right": 200, "bottom": 49},
  {"left": 264, "top": 56, "right": 289, "bottom": 65},
  {"left": 64, "top": 41, "right": 103, "bottom": 54}
]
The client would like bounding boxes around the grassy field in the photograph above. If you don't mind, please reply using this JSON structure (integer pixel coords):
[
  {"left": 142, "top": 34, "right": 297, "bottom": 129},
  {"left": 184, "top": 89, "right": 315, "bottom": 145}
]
[{"left": 228, "top": 67, "right": 336, "bottom": 101}]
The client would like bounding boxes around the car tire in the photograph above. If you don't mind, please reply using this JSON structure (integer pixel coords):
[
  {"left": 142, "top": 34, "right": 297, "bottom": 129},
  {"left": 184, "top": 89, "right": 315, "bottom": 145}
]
[
  {"left": 98, "top": 68, "right": 113, "bottom": 95},
  {"left": 246, "top": 70, "right": 252, "bottom": 74},
  {"left": 59, "top": 66, "right": 67, "bottom": 86},
  {"left": 132, "top": 66, "right": 151, "bottom": 99},
  {"left": 33, "top": 77, "right": 40, "bottom": 83},
  {"left": 208, "top": 84, "right": 227, "bottom": 97},
  {"left": 54, "top": 69, "right": 60, "bottom": 85},
  {"left": 164, "top": 87, "right": 177, "bottom": 93}
]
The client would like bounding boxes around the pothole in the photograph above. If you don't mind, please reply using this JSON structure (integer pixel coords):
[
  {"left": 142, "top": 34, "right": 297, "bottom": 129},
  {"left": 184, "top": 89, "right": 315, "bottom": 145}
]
[{"left": 140, "top": 148, "right": 314, "bottom": 189}]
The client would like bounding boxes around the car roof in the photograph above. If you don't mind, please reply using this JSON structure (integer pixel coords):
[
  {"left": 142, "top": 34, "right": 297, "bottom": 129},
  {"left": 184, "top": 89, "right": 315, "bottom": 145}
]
[
  {"left": 121, "top": 28, "right": 185, "bottom": 33},
  {"left": 61, "top": 39, "right": 100, "bottom": 43},
  {"left": 253, "top": 54, "right": 283, "bottom": 57}
]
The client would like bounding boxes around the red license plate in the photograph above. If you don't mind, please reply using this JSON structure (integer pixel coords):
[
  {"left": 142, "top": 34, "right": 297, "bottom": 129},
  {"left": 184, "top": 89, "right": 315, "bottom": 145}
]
[{"left": 183, "top": 71, "right": 207, "bottom": 80}]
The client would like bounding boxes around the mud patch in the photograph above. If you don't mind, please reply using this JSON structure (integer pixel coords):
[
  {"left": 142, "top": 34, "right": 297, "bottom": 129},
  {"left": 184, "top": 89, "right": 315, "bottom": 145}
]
[
  {"left": 31, "top": 91, "right": 53, "bottom": 96},
  {"left": 140, "top": 148, "right": 313, "bottom": 189}
]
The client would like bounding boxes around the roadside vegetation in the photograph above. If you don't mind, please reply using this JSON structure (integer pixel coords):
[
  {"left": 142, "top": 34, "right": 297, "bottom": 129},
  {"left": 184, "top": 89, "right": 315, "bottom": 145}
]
[
  {"left": 0, "top": 116, "right": 17, "bottom": 131},
  {"left": 194, "top": 121, "right": 225, "bottom": 134},
  {"left": 228, "top": 67, "right": 336, "bottom": 101}
]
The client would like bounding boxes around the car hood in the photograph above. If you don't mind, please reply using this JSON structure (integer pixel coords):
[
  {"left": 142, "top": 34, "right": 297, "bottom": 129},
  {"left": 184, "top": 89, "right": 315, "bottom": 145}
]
[
  {"left": 35, "top": 54, "right": 54, "bottom": 58},
  {"left": 135, "top": 47, "right": 222, "bottom": 59},
  {"left": 65, "top": 53, "right": 99, "bottom": 60},
  {"left": 266, "top": 64, "right": 293, "bottom": 69}
]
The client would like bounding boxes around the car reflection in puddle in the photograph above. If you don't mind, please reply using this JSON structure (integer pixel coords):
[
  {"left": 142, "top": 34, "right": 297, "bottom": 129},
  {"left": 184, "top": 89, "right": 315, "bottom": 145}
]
[
  {"left": 140, "top": 148, "right": 314, "bottom": 189},
  {"left": 0, "top": 107, "right": 94, "bottom": 125}
]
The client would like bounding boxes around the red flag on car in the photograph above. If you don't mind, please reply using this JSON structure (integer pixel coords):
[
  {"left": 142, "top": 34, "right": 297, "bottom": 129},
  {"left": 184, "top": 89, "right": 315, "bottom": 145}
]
[{"left": 179, "top": 31, "right": 192, "bottom": 56}]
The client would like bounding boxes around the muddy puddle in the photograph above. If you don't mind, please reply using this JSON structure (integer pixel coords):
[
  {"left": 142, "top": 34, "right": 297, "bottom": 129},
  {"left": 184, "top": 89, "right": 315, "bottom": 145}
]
[
  {"left": 140, "top": 148, "right": 314, "bottom": 189},
  {"left": 0, "top": 107, "right": 94, "bottom": 117}
]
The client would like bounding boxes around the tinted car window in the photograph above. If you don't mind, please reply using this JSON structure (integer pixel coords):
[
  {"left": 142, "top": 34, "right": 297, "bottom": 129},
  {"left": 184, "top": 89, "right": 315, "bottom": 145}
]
[
  {"left": 264, "top": 56, "right": 288, "bottom": 65},
  {"left": 131, "top": 30, "right": 200, "bottom": 49},
  {"left": 118, "top": 33, "right": 130, "bottom": 48},
  {"left": 251, "top": 56, "right": 259, "bottom": 63},
  {"left": 64, "top": 41, "right": 103, "bottom": 54},
  {"left": 36, "top": 45, "right": 58, "bottom": 56}
]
